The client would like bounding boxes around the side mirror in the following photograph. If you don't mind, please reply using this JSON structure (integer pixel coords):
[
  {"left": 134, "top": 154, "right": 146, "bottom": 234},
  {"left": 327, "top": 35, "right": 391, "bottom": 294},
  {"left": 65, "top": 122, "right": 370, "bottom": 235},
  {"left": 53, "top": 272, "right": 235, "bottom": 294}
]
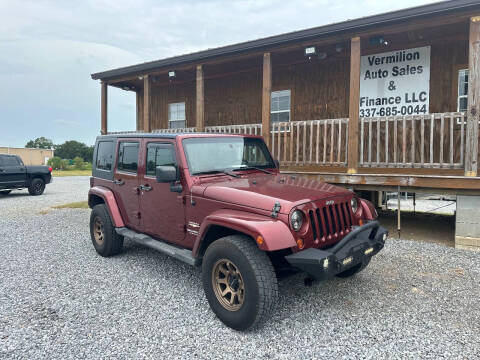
[
  {"left": 274, "top": 159, "right": 280, "bottom": 169},
  {"left": 155, "top": 165, "right": 177, "bottom": 183}
]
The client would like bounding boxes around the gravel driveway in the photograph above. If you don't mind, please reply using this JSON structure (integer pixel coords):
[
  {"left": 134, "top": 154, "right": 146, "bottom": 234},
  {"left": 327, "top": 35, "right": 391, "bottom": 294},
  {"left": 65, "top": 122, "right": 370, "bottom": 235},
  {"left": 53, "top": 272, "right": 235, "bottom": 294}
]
[{"left": 1, "top": 177, "right": 479, "bottom": 359}]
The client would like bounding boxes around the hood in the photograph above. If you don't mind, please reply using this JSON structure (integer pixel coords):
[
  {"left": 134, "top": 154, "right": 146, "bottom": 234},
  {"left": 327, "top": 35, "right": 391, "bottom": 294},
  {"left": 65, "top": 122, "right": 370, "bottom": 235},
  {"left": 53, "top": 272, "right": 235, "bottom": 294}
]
[{"left": 195, "top": 174, "right": 352, "bottom": 214}]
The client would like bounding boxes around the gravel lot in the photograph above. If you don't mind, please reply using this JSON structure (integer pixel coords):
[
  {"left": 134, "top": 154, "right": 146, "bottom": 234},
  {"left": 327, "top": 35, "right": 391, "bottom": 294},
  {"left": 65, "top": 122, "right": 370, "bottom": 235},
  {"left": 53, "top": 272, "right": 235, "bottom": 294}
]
[{"left": 1, "top": 177, "right": 479, "bottom": 359}]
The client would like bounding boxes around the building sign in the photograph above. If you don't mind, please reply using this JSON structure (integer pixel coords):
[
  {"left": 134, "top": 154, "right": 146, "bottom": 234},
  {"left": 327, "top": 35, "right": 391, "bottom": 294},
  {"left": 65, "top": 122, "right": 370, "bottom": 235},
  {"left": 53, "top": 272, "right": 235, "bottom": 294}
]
[{"left": 359, "top": 46, "right": 430, "bottom": 117}]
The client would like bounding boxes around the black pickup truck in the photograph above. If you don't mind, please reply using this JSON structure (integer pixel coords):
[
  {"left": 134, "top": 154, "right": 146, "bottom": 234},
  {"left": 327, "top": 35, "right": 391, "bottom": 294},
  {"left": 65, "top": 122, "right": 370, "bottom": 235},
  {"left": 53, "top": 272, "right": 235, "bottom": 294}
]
[{"left": 0, "top": 154, "right": 52, "bottom": 196}]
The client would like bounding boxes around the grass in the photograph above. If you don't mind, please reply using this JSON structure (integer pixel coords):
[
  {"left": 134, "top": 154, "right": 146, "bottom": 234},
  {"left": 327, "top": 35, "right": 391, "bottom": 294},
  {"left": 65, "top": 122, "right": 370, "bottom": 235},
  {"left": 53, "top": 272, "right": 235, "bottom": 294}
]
[
  {"left": 52, "top": 201, "right": 89, "bottom": 209},
  {"left": 52, "top": 169, "right": 92, "bottom": 177}
]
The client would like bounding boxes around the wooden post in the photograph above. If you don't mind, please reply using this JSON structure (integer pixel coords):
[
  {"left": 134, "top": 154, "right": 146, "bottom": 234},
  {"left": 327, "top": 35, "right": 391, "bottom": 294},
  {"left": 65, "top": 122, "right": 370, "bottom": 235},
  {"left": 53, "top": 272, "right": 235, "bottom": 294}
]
[
  {"left": 347, "top": 37, "right": 361, "bottom": 174},
  {"left": 196, "top": 65, "right": 205, "bottom": 132},
  {"left": 136, "top": 90, "right": 143, "bottom": 131},
  {"left": 101, "top": 82, "right": 107, "bottom": 135},
  {"left": 262, "top": 53, "right": 272, "bottom": 147},
  {"left": 143, "top": 75, "right": 151, "bottom": 132},
  {"left": 465, "top": 16, "right": 480, "bottom": 177}
]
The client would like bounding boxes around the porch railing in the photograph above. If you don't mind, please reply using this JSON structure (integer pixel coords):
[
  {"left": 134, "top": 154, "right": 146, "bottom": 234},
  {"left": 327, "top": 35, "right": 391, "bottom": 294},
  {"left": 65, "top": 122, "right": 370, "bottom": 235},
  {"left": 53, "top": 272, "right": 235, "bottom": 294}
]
[
  {"left": 359, "top": 112, "right": 466, "bottom": 169},
  {"left": 271, "top": 119, "right": 349, "bottom": 166},
  {"left": 205, "top": 124, "right": 262, "bottom": 135}
]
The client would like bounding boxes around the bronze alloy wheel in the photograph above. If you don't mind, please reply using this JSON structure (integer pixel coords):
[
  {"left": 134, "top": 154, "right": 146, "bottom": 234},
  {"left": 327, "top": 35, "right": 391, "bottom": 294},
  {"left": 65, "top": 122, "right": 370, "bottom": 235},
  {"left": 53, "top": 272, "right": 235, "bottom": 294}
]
[
  {"left": 212, "top": 259, "right": 245, "bottom": 311},
  {"left": 93, "top": 217, "right": 105, "bottom": 246}
]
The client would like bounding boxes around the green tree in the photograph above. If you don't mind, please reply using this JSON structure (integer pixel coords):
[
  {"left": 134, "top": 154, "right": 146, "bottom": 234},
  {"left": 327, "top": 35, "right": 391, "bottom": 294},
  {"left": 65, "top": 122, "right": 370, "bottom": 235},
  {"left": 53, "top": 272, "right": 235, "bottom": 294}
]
[
  {"left": 73, "top": 156, "right": 85, "bottom": 170},
  {"left": 25, "top": 137, "right": 54, "bottom": 149},
  {"left": 47, "top": 156, "right": 68, "bottom": 170},
  {"left": 54, "top": 141, "right": 93, "bottom": 161}
]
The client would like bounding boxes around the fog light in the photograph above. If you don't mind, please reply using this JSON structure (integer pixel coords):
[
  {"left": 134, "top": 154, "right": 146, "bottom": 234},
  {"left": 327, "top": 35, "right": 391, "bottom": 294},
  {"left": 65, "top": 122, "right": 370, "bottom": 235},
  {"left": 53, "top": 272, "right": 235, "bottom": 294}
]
[
  {"left": 383, "top": 233, "right": 388, "bottom": 241},
  {"left": 323, "top": 258, "right": 329, "bottom": 269},
  {"left": 364, "top": 247, "right": 374, "bottom": 255},
  {"left": 342, "top": 256, "right": 353, "bottom": 266}
]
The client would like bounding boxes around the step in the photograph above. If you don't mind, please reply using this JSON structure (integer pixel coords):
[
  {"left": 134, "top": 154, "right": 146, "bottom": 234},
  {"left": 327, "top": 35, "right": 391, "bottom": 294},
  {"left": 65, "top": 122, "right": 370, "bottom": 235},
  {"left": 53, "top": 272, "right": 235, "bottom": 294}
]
[{"left": 115, "top": 227, "right": 200, "bottom": 266}]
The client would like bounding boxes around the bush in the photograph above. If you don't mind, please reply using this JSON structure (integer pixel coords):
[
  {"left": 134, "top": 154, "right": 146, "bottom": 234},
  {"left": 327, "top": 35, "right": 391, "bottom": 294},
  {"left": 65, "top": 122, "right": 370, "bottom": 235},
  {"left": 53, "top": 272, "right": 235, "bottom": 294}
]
[
  {"left": 73, "top": 156, "right": 85, "bottom": 170},
  {"left": 48, "top": 157, "right": 68, "bottom": 170}
]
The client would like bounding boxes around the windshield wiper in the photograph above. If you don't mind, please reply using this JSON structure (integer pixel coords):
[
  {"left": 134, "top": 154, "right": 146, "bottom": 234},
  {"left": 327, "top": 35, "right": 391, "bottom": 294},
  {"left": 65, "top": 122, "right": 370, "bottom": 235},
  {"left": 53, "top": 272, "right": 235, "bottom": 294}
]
[
  {"left": 233, "top": 166, "right": 273, "bottom": 175},
  {"left": 193, "top": 169, "right": 239, "bottom": 178}
]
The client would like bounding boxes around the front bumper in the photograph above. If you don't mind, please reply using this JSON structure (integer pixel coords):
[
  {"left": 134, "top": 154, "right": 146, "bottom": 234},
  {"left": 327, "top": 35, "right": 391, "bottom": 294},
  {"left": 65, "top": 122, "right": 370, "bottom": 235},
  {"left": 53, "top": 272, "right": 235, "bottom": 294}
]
[{"left": 284, "top": 221, "right": 387, "bottom": 280}]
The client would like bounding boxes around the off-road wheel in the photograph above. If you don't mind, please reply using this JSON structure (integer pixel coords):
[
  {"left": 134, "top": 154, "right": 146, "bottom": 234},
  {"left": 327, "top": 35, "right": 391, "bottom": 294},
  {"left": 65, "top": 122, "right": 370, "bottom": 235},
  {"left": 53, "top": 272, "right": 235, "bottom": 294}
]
[
  {"left": 28, "top": 178, "right": 45, "bottom": 196},
  {"left": 90, "top": 204, "right": 123, "bottom": 257},
  {"left": 336, "top": 258, "right": 371, "bottom": 278},
  {"left": 0, "top": 190, "right": 12, "bottom": 196},
  {"left": 202, "top": 235, "right": 278, "bottom": 331}
]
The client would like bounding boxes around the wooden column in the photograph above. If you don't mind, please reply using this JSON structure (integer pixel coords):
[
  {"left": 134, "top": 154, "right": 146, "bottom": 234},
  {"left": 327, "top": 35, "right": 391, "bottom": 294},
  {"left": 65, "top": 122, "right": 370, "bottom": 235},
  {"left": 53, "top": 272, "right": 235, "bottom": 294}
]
[
  {"left": 136, "top": 90, "right": 143, "bottom": 131},
  {"left": 100, "top": 82, "right": 107, "bottom": 135},
  {"left": 347, "top": 37, "right": 361, "bottom": 174},
  {"left": 262, "top": 52, "right": 272, "bottom": 147},
  {"left": 143, "top": 75, "right": 151, "bottom": 132},
  {"left": 465, "top": 16, "right": 480, "bottom": 177},
  {"left": 196, "top": 65, "right": 205, "bottom": 131}
]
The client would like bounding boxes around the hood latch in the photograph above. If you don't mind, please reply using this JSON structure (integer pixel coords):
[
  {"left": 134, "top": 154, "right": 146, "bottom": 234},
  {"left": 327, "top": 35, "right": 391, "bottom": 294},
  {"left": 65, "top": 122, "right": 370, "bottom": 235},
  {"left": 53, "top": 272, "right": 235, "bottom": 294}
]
[{"left": 271, "top": 201, "right": 281, "bottom": 219}]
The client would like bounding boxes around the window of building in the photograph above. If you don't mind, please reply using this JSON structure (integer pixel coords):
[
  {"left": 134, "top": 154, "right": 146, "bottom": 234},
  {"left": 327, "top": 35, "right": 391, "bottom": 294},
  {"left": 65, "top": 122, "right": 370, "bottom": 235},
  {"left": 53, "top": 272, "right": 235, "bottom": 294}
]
[
  {"left": 168, "top": 102, "right": 186, "bottom": 129},
  {"left": 146, "top": 143, "right": 176, "bottom": 176},
  {"left": 96, "top": 141, "right": 115, "bottom": 171},
  {"left": 117, "top": 142, "right": 139, "bottom": 173},
  {"left": 458, "top": 69, "right": 468, "bottom": 113},
  {"left": 271, "top": 90, "right": 291, "bottom": 123}
]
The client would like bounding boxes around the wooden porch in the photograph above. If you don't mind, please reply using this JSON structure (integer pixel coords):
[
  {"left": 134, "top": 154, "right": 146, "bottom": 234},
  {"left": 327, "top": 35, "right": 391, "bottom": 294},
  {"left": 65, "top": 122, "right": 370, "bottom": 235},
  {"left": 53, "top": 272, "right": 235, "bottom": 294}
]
[{"left": 96, "top": 4, "right": 480, "bottom": 193}]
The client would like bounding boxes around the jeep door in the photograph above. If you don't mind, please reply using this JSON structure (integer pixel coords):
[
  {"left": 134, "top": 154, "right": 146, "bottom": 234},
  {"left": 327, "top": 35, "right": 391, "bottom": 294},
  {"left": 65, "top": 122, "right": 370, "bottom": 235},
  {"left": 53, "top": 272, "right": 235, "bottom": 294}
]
[
  {"left": 113, "top": 140, "right": 141, "bottom": 230},
  {"left": 0, "top": 155, "right": 26, "bottom": 188},
  {"left": 139, "top": 140, "right": 185, "bottom": 244}
]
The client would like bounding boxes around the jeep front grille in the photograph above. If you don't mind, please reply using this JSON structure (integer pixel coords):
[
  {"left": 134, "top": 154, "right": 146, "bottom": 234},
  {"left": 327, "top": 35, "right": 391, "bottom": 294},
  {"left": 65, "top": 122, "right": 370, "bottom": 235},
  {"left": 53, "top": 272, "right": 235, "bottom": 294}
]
[{"left": 308, "top": 202, "right": 354, "bottom": 242}]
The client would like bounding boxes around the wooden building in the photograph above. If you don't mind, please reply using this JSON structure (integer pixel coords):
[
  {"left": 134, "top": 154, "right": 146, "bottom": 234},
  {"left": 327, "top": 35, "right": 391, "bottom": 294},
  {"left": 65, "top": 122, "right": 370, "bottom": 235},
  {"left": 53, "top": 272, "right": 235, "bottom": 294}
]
[{"left": 92, "top": 1, "right": 480, "bottom": 249}]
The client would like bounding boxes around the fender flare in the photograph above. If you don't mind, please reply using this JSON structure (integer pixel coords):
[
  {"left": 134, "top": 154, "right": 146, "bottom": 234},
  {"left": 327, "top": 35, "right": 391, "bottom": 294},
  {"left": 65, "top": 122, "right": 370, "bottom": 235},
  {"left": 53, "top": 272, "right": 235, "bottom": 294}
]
[
  {"left": 359, "top": 198, "right": 377, "bottom": 220},
  {"left": 192, "top": 209, "right": 297, "bottom": 256},
  {"left": 88, "top": 186, "right": 125, "bottom": 227}
]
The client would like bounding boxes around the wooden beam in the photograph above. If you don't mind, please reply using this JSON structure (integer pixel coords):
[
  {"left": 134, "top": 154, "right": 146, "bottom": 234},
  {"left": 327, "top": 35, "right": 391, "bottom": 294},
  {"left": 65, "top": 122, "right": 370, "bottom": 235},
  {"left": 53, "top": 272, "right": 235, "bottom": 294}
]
[
  {"left": 262, "top": 53, "right": 272, "bottom": 147},
  {"left": 347, "top": 37, "right": 361, "bottom": 174},
  {"left": 196, "top": 65, "right": 205, "bottom": 131},
  {"left": 143, "top": 75, "right": 150, "bottom": 132},
  {"left": 465, "top": 16, "right": 480, "bottom": 177},
  {"left": 101, "top": 82, "right": 107, "bottom": 135}
]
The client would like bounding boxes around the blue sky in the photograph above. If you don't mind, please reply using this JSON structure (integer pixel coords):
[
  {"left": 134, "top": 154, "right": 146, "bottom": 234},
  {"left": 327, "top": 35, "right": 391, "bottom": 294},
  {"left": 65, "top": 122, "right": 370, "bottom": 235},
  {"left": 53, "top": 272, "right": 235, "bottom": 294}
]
[{"left": 0, "top": 0, "right": 437, "bottom": 147}]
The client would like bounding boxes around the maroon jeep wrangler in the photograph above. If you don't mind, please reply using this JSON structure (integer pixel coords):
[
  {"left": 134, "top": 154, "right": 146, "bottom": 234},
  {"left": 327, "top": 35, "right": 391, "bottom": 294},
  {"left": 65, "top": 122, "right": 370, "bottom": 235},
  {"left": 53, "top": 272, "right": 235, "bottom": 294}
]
[{"left": 88, "top": 133, "right": 387, "bottom": 330}]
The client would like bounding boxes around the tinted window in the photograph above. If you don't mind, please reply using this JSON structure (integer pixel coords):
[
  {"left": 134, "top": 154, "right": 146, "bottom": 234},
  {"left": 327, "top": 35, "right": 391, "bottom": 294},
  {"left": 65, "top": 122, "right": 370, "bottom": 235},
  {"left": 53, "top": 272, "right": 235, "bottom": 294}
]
[
  {"left": 146, "top": 144, "right": 176, "bottom": 176},
  {"left": 96, "top": 141, "right": 115, "bottom": 171},
  {"left": 2, "top": 156, "right": 20, "bottom": 167},
  {"left": 117, "top": 142, "right": 139, "bottom": 173}
]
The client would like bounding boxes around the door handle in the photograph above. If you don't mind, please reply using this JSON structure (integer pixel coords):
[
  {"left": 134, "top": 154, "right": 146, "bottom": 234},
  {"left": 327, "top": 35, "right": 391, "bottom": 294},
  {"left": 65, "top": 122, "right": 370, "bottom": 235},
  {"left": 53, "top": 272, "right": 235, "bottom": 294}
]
[
  {"left": 114, "top": 179, "right": 125, "bottom": 186},
  {"left": 140, "top": 184, "right": 152, "bottom": 192}
]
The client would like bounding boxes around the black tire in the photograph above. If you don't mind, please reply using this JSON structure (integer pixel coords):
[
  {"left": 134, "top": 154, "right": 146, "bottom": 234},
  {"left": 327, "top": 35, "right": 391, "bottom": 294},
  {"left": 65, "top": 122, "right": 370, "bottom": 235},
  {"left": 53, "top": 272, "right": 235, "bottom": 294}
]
[
  {"left": 89, "top": 204, "right": 124, "bottom": 257},
  {"left": 336, "top": 258, "right": 371, "bottom": 278},
  {"left": 202, "top": 235, "right": 278, "bottom": 331},
  {"left": 0, "top": 190, "right": 12, "bottom": 196},
  {"left": 28, "top": 178, "right": 45, "bottom": 196}
]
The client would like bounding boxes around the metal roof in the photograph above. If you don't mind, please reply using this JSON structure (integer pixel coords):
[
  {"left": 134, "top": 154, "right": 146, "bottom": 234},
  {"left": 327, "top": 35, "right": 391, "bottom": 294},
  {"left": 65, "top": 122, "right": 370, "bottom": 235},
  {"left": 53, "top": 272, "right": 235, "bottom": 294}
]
[{"left": 91, "top": 0, "right": 480, "bottom": 81}]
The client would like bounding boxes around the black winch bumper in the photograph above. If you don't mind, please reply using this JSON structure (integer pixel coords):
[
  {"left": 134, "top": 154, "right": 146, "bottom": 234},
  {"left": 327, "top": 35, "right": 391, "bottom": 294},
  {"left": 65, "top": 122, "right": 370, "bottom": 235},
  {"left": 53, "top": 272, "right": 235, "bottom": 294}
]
[{"left": 285, "top": 221, "right": 387, "bottom": 280}]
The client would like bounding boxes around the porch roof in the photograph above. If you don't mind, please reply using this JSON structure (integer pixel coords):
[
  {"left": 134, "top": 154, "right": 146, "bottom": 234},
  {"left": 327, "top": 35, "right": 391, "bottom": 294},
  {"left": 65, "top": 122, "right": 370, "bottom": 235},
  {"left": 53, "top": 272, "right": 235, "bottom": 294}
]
[{"left": 91, "top": 0, "right": 480, "bottom": 81}]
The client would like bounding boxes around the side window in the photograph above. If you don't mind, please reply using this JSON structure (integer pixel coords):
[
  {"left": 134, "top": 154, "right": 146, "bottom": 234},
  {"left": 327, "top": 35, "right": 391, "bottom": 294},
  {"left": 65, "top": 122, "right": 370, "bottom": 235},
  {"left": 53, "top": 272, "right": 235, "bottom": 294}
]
[
  {"left": 146, "top": 144, "right": 176, "bottom": 176},
  {"left": 117, "top": 142, "right": 139, "bottom": 173},
  {"left": 458, "top": 69, "right": 468, "bottom": 112},
  {"left": 96, "top": 141, "right": 115, "bottom": 171},
  {"left": 168, "top": 102, "right": 186, "bottom": 129},
  {"left": 2, "top": 156, "right": 20, "bottom": 167}
]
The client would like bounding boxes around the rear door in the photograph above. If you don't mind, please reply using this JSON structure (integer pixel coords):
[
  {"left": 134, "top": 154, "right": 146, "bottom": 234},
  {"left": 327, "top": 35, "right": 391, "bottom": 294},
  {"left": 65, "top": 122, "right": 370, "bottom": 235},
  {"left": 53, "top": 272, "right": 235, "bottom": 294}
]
[
  {"left": 112, "top": 140, "right": 141, "bottom": 230},
  {"left": 0, "top": 155, "right": 26, "bottom": 188},
  {"left": 139, "top": 140, "right": 186, "bottom": 244}
]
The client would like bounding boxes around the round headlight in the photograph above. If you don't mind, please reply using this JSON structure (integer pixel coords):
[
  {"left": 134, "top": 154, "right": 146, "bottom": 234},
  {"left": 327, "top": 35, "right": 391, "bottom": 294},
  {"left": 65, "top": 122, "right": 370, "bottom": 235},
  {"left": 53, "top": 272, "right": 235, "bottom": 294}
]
[
  {"left": 350, "top": 197, "right": 359, "bottom": 213},
  {"left": 290, "top": 210, "right": 304, "bottom": 231}
]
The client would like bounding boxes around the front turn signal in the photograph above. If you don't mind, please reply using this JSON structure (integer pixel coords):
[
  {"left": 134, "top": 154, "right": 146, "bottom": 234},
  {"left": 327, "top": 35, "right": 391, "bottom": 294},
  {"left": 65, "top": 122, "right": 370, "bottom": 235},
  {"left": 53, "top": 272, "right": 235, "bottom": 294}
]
[
  {"left": 256, "top": 236, "right": 264, "bottom": 246},
  {"left": 296, "top": 238, "right": 304, "bottom": 249}
]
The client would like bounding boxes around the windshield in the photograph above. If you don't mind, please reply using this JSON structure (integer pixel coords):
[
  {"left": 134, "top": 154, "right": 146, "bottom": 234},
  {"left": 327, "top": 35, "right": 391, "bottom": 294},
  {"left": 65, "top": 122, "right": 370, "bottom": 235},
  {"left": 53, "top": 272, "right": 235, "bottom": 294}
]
[{"left": 182, "top": 137, "right": 275, "bottom": 175}]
